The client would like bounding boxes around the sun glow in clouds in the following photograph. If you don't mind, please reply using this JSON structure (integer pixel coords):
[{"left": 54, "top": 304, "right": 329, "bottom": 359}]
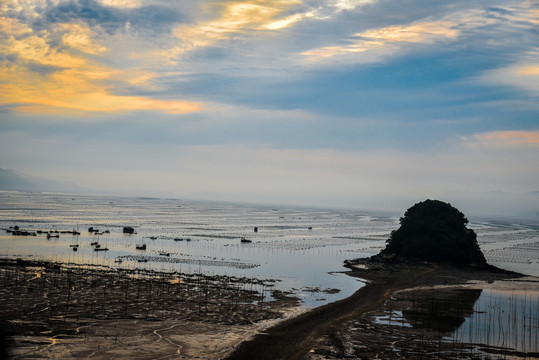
[
  {"left": 0, "top": 11, "right": 201, "bottom": 115},
  {"left": 0, "top": 0, "right": 537, "bottom": 213}
]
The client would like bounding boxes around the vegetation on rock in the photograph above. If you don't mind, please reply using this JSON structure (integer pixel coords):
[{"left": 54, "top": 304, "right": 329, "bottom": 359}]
[{"left": 381, "top": 199, "right": 486, "bottom": 265}]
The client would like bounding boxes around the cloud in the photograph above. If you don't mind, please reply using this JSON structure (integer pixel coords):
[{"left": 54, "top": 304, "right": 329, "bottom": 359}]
[
  {"left": 159, "top": 0, "right": 379, "bottom": 63},
  {"left": 478, "top": 50, "right": 539, "bottom": 95},
  {"left": 98, "top": 0, "right": 142, "bottom": 8},
  {"left": 59, "top": 23, "right": 107, "bottom": 54},
  {"left": 302, "top": 17, "right": 461, "bottom": 63},
  {"left": 463, "top": 130, "right": 539, "bottom": 148},
  {"left": 300, "top": 2, "right": 539, "bottom": 65},
  {"left": 0, "top": 11, "right": 201, "bottom": 115},
  {"left": 161, "top": 1, "right": 304, "bottom": 62}
]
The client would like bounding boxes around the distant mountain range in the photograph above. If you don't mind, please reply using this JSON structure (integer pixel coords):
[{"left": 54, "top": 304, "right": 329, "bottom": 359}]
[
  {"left": 0, "top": 168, "right": 87, "bottom": 193},
  {"left": 0, "top": 168, "right": 178, "bottom": 199}
]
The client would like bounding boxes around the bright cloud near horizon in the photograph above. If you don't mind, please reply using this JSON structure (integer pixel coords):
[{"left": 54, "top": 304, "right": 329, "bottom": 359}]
[{"left": 1, "top": 0, "right": 538, "bottom": 215}]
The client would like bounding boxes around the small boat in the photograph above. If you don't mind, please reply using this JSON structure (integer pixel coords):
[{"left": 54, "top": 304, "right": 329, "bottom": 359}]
[
  {"left": 95, "top": 244, "right": 101, "bottom": 249},
  {"left": 47, "top": 233, "right": 59, "bottom": 239},
  {"left": 159, "top": 251, "right": 170, "bottom": 257},
  {"left": 114, "top": 258, "right": 123, "bottom": 263},
  {"left": 149, "top": 236, "right": 158, "bottom": 240},
  {"left": 240, "top": 238, "right": 252, "bottom": 243},
  {"left": 136, "top": 244, "right": 147, "bottom": 250},
  {"left": 138, "top": 259, "right": 148, "bottom": 263},
  {"left": 90, "top": 241, "right": 98, "bottom": 246},
  {"left": 174, "top": 238, "right": 183, "bottom": 241},
  {"left": 72, "top": 247, "right": 78, "bottom": 252},
  {"left": 69, "top": 244, "right": 79, "bottom": 247},
  {"left": 94, "top": 247, "right": 109, "bottom": 252}
]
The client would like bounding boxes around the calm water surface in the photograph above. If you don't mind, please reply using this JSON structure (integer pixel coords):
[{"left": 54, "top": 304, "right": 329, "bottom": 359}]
[{"left": 1, "top": 191, "right": 538, "bottom": 309}]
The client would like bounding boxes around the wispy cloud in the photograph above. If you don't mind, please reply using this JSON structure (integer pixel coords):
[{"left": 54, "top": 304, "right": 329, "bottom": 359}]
[
  {"left": 98, "top": 0, "right": 142, "bottom": 8},
  {"left": 302, "top": 20, "right": 459, "bottom": 62},
  {"left": 464, "top": 130, "right": 539, "bottom": 148},
  {"left": 1, "top": 0, "right": 537, "bottom": 213},
  {"left": 478, "top": 49, "right": 539, "bottom": 96},
  {"left": 160, "top": 0, "right": 378, "bottom": 63},
  {"left": 300, "top": 3, "right": 539, "bottom": 64},
  {"left": 0, "top": 6, "right": 201, "bottom": 115}
]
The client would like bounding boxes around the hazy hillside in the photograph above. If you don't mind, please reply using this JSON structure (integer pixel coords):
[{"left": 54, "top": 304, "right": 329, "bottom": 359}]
[{"left": 0, "top": 168, "right": 86, "bottom": 193}]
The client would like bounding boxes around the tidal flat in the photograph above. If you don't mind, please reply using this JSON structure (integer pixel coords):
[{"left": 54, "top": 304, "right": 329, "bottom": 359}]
[
  {"left": 0, "top": 258, "right": 302, "bottom": 359},
  {"left": 1, "top": 192, "right": 538, "bottom": 358},
  {"left": 305, "top": 261, "right": 539, "bottom": 360}
]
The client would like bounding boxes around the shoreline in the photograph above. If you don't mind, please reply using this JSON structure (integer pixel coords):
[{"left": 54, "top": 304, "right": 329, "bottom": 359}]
[
  {"left": 225, "top": 259, "right": 537, "bottom": 360},
  {"left": 1, "top": 257, "right": 537, "bottom": 359}
]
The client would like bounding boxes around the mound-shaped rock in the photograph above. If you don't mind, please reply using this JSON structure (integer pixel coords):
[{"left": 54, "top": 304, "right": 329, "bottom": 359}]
[{"left": 381, "top": 199, "right": 486, "bottom": 265}]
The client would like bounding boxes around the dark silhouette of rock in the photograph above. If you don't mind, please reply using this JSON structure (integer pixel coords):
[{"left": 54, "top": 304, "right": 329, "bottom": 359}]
[{"left": 381, "top": 199, "right": 486, "bottom": 265}]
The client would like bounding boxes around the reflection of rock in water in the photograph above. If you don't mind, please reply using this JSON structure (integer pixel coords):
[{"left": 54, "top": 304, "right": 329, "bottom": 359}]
[{"left": 400, "top": 288, "right": 482, "bottom": 333}]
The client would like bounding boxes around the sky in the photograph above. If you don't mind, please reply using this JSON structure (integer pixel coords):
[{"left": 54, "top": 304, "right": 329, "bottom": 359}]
[{"left": 0, "top": 0, "right": 538, "bottom": 215}]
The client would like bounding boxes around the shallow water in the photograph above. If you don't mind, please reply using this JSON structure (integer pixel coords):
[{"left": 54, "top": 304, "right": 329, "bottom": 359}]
[
  {"left": 1, "top": 191, "right": 538, "bottom": 308},
  {"left": 451, "top": 288, "right": 539, "bottom": 354},
  {"left": 377, "top": 287, "right": 539, "bottom": 354},
  {"left": 0, "top": 191, "right": 396, "bottom": 307}
]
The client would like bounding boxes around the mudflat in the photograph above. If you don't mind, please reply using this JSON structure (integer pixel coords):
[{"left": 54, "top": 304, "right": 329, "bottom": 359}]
[
  {"left": 1, "top": 257, "right": 536, "bottom": 359},
  {"left": 0, "top": 258, "right": 300, "bottom": 359},
  {"left": 226, "top": 259, "right": 536, "bottom": 360}
]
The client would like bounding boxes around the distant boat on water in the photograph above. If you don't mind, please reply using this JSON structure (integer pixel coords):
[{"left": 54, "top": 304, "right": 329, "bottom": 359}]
[{"left": 136, "top": 244, "right": 147, "bottom": 250}]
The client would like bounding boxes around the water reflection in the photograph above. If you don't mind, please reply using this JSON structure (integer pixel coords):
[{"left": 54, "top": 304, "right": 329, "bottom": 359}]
[
  {"left": 401, "top": 289, "right": 482, "bottom": 332},
  {"left": 380, "top": 287, "right": 539, "bottom": 354}
]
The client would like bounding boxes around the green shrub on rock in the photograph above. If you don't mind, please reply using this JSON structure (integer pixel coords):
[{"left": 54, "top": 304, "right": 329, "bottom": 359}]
[{"left": 381, "top": 199, "right": 486, "bottom": 265}]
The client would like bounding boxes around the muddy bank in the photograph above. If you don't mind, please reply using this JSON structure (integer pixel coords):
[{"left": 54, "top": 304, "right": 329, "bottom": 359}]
[
  {"left": 2, "top": 257, "right": 535, "bottom": 359},
  {"left": 0, "top": 258, "right": 300, "bottom": 359},
  {"left": 226, "top": 259, "right": 533, "bottom": 360}
]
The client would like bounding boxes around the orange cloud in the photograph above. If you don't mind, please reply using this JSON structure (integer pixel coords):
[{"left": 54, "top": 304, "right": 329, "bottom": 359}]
[
  {"left": 472, "top": 130, "right": 539, "bottom": 147},
  {"left": 0, "top": 16, "right": 201, "bottom": 116},
  {"left": 516, "top": 65, "right": 539, "bottom": 76},
  {"left": 358, "top": 21, "right": 458, "bottom": 42},
  {"left": 162, "top": 0, "right": 302, "bottom": 62}
]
